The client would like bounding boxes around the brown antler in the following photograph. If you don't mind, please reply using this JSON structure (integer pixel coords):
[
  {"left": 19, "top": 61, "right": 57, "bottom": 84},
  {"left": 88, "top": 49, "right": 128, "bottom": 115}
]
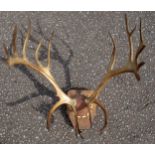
[
  {"left": 3, "top": 21, "right": 84, "bottom": 138},
  {"left": 3, "top": 22, "right": 70, "bottom": 102},
  {"left": 88, "top": 14, "right": 145, "bottom": 129}
]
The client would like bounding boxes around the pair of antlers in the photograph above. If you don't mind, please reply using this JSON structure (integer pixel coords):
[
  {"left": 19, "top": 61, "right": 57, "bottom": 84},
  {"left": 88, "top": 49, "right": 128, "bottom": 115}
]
[{"left": 3, "top": 14, "right": 145, "bottom": 137}]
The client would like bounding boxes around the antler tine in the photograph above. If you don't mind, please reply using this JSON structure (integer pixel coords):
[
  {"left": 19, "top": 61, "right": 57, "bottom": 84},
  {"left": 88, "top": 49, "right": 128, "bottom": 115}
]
[
  {"left": 22, "top": 20, "right": 31, "bottom": 59},
  {"left": 47, "top": 32, "right": 54, "bottom": 70},
  {"left": 47, "top": 39, "right": 52, "bottom": 70},
  {"left": 125, "top": 14, "right": 136, "bottom": 61},
  {"left": 108, "top": 32, "right": 116, "bottom": 71},
  {"left": 3, "top": 24, "right": 19, "bottom": 62},
  {"left": 135, "top": 18, "right": 146, "bottom": 61},
  {"left": 47, "top": 100, "right": 68, "bottom": 130},
  {"left": 35, "top": 32, "right": 54, "bottom": 70},
  {"left": 35, "top": 40, "right": 43, "bottom": 67},
  {"left": 12, "top": 24, "right": 18, "bottom": 57},
  {"left": 94, "top": 99, "right": 108, "bottom": 134}
]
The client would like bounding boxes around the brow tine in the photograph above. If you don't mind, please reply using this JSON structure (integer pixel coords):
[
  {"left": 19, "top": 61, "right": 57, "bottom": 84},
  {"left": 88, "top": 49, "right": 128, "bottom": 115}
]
[
  {"left": 47, "top": 101, "right": 65, "bottom": 130},
  {"left": 94, "top": 100, "right": 108, "bottom": 133}
]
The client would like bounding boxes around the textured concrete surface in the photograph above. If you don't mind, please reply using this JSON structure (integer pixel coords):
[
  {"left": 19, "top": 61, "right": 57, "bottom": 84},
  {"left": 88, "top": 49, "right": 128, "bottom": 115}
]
[{"left": 0, "top": 12, "right": 155, "bottom": 143}]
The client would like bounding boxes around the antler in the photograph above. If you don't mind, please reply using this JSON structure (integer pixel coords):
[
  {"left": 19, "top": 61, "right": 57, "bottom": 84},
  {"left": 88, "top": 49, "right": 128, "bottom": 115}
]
[
  {"left": 3, "top": 21, "right": 85, "bottom": 137},
  {"left": 3, "top": 22, "right": 70, "bottom": 102},
  {"left": 88, "top": 14, "right": 145, "bottom": 113}
]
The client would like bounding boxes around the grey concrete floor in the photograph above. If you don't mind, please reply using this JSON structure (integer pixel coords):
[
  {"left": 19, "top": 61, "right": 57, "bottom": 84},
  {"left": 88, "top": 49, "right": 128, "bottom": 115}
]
[{"left": 0, "top": 12, "right": 155, "bottom": 143}]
